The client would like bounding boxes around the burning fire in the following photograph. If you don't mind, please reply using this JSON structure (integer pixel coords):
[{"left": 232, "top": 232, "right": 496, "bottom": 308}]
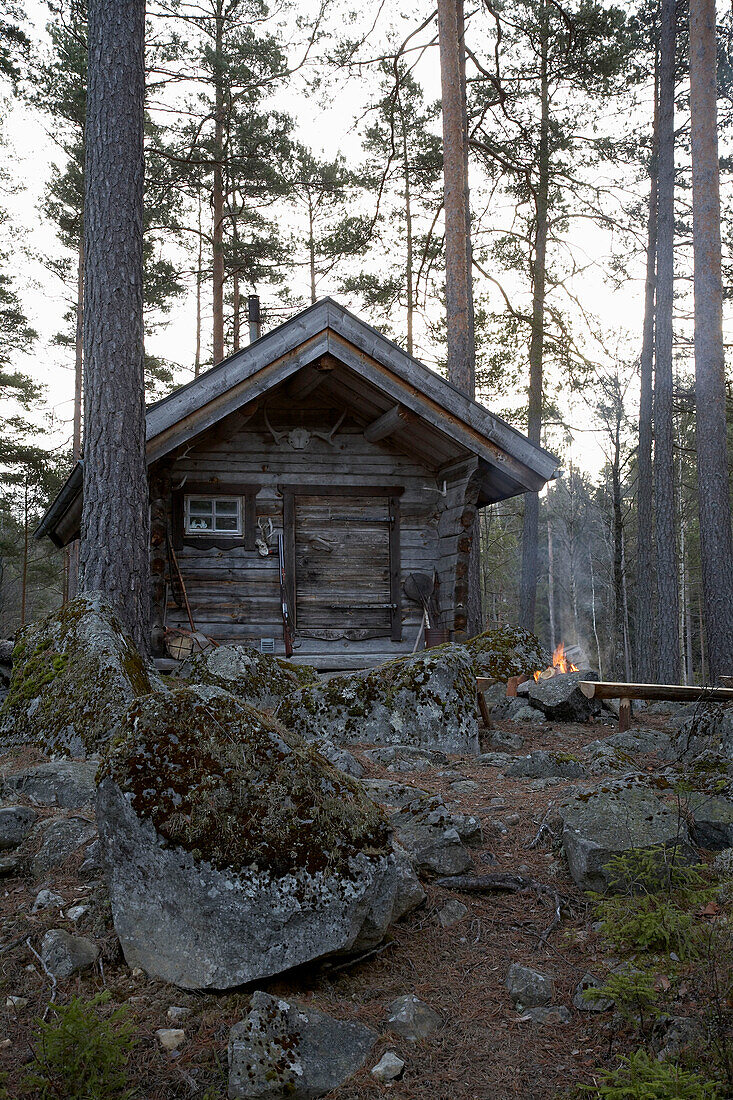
[{"left": 533, "top": 642, "right": 579, "bottom": 682}]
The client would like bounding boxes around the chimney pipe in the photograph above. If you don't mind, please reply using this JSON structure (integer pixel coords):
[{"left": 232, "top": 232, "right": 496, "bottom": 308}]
[{"left": 247, "top": 294, "right": 261, "bottom": 343}]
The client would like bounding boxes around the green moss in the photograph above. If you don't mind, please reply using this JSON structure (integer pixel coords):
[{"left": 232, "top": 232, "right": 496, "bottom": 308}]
[
  {"left": 99, "top": 686, "right": 390, "bottom": 878},
  {"left": 463, "top": 625, "right": 548, "bottom": 680}
]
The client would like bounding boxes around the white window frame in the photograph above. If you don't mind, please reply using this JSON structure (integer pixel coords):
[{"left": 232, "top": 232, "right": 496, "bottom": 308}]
[{"left": 184, "top": 495, "right": 243, "bottom": 536}]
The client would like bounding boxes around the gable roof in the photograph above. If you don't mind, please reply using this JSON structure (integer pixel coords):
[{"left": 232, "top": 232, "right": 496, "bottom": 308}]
[{"left": 37, "top": 298, "right": 559, "bottom": 546}]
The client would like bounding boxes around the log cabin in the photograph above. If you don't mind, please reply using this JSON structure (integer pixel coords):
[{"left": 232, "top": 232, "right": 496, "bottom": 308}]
[{"left": 36, "top": 299, "right": 559, "bottom": 669}]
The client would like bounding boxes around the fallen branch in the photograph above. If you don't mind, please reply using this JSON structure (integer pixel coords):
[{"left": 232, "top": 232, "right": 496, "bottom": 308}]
[
  {"left": 525, "top": 802, "right": 556, "bottom": 850},
  {"left": 26, "top": 937, "right": 57, "bottom": 1017},
  {"left": 435, "top": 873, "right": 564, "bottom": 945}
]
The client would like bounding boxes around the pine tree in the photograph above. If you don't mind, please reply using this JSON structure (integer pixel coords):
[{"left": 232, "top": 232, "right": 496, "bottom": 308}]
[{"left": 80, "top": 0, "right": 150, "bottom": 652}]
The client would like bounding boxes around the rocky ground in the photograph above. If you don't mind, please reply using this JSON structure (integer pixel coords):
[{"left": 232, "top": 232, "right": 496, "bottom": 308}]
[{"left": 2, "top": 698, "right": 731, "bottom": 1099}]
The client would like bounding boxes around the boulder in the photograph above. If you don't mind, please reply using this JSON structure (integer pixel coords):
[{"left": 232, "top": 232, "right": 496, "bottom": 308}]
[
  {"left": 3, "top": 760, "right": 98, "bottom": 809},
  {"left": 32, "top": 817, "right": 97, "bottom": 879},
  {"left": 277, "top": 646, "right": 479, "bottom": 755},
  {"left": 485, "top": 729, "right": 524, "bottom": 751},
  {"left": 388, "top": 796, "right": 481, "bottom": 877},
  {"left": 371, "top": 1052, "right": 405, "bottom": 1082},
  {"left": 96, "top": 686, "right": 423, "bottom": 990},
  {"left": 359, "top": 778, "right": 430, "bottom": 810},
  {"left": 387, "top": 995, "right": 442, "bottom": 1041},
  {"left": 508, "top": 703, "right": 548, "bottom": 725},
  {"left": 437, "top": 898, "right": 468, "bottom": 927},
  {"left": 463, "top": 625, "right": 547, "bottom": 681},
  {"left": 362, "top": 745, "right": 449, "bottom": 770},
  {"left": 670, "top": 706, "right": 733, "bottom": 761},
  {"left": 175, "top": 644, "right": 317, "bottom": 709},
  {"left": 0, "top": 594, "right": 163, "bottom": 756},
  {"left": 651, "top": 1015, "right": 706, "bottom": 1063},
  {"left": 523, "top": 670, "right": 601, "bottom": 723},
  {"left": 228, "top": 991, "right": 376, "bottom": 1099},
  {"left": 559, "top": 783, "right": 698, "bottom": 893},
  {"left": 0, "top": 806, "right": 37, "bottom": 850},
  {"left": 506, "top": 751, "right": 586, "bottom": 780},
  {"left": 40, "top": 929, "right": 99, "bottom": 979},
  {"left": 687, "top": 793, "right": 733, "bottom": 850},
  {"left": 505, "top": 964, "right": 554, "bottom": 1009},
  {"left": 573, "top": 973, "right": 613, "bottom": 1012},
  {"left": 32, "top": 889, "right": 64, "bottom": 913},
  {"left": 312, "top": 739, "right": 364, "bottom": 778}
]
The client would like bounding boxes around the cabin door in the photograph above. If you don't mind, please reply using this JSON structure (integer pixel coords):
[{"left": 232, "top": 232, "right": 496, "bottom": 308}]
[{"left": 294, "top": 494, "right": 397, "bottom": 639}]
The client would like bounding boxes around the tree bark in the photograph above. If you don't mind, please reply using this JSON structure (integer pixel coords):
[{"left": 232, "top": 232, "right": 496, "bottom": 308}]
[
  {"left": 68, "top": 236, "right": 84, "bottom": 600},
  {"left": 689, "top": 0, "right": 733, "bottom": 681},
  {"left": 635, "top": 70, "right": 658, "bottom": 682},
  {"left": 519, "top": 0, "right": 549, "bottom": 632},
  {"left": 653, "top": 0, "right": 680, "bottom": 683},
  {"left": 611, "top": 409, "right": 625, "bottom": 679},
  {"left": 547, "top": 503, "right": 556, "bottom": 652},
  {"left": 211, "top": 1, "right": 225, "bottom": 365},
  {"left": 80, "top": 0, "right": 150, "bottom": 654},
  {"left": 437, "top": 0, "right": 481, "bottom": 636}
]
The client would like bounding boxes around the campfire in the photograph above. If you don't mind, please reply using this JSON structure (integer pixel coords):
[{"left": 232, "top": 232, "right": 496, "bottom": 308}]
[{"left": 533, "top": 642, "right": 578, "bottom": 682}]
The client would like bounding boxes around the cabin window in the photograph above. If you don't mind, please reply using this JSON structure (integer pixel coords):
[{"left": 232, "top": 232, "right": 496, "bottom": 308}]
[{"left": 184, "top": 496, "right": 242, "bottom": 535}]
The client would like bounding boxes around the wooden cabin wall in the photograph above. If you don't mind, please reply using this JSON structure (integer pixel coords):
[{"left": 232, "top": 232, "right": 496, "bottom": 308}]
[{"left": 161, "top": 397, "right": 462, "bottom": 659}]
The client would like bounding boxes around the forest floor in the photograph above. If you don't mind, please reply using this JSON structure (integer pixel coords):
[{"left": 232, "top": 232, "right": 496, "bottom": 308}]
[{"left": 0, "top": 708, "right": 729, "bottom": 1100}]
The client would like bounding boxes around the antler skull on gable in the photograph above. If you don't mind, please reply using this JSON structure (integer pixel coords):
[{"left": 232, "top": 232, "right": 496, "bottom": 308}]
[{"left": 263, "top": 406, "right": 346, "bottom": 450}]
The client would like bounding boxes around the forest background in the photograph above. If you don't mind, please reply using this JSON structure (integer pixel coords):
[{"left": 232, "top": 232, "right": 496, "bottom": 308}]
[{"left": 1, "top": 0, "right": 731, "bottom": 686}]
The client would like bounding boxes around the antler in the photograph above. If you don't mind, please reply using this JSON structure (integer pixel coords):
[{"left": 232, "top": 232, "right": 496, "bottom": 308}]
[
  {"left": 263, "top": 405, "right": 286, "bottom": 444},
  {"left": 311, "top": 409, "right": 347, "bottom": 447}
]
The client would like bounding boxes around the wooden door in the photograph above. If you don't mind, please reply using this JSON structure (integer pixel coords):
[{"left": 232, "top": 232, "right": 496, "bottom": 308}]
[{"left": 294, "top": 495, "right": 395, "bottom": 637}]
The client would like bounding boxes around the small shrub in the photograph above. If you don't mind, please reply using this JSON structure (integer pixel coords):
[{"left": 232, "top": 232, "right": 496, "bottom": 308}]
[
  {"left": 590, "top": 968, "right": 663, "bottom": 1031},
  {"left": 20, "top": 992, "right": 136, "bottom": 1099},
  {"left": 579, "top": 1049, "right": 720, "bottom": 1098}
]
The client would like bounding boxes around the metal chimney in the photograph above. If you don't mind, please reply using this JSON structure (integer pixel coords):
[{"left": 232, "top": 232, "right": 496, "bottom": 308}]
[{"left": 247, "top": 294, "right": 261, "bottom": 343}]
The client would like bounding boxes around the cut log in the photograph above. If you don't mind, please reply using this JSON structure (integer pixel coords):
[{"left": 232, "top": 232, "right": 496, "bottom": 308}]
[
  {"left": 579, "top": 681, "right": 733, "bottom": 703},
  {"left": 363, "top": 405, "right": 409, "bottom": 442}
]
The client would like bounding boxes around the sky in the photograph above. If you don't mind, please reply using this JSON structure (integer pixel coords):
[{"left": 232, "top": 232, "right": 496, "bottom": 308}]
[{"left": 2, "top": 0, "right": 708, "bottom": 485}]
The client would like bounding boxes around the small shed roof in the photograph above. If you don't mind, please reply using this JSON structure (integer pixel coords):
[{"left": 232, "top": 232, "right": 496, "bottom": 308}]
[{"left": 37, "top": 298, "right": 559, "bottom": 547}]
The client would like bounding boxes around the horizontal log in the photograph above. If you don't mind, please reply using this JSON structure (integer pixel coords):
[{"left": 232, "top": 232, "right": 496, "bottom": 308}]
[{"left": 579, "top": 681, "right": 733, "bottom": 702}]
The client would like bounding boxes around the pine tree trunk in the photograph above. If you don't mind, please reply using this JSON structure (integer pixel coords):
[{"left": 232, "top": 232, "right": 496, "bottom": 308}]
[
  {"left": 653, "top": 0, "right": 680, "bottom": 683},
  {"left": 547, "top": 504, "right": 556, "bottom": 652},
  {"left": 635, "top": 70, "right": 658, "bottom": 682},
  {"left": 80, "top": 0, "right": 149, "bottom": 654},
  {"left": 20, "top": 477, "right": 28, "bottom": 628},
  {"left": 519, "top": 0, "right": 549, "bottom": 631},
  {"left": 437, "top": 0, "right": 481, "bottom": 635},
  {"left": 211, "top": 2, "right": 225, "bottom": 365},
  {"left": 689, "top": 0, "right": 733, "bottom": 681},
  {"left": 68, "top": 236, "right": 84, "bottom": 600},
  {"left": 612, "top": 416, "right": 625, "bottom": 678},
  {"left": 308, "top": 201, "right": 317, "bottom": 304},
  {"left": 401, "top": 108, "right": 414, "bottom": 357}
]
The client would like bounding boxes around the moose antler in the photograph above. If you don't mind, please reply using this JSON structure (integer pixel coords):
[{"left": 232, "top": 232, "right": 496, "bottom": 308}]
[
  {"left": 263, "top": 406, "right": 287, "bottom": 445},
  {"left": 311, "top": 409, "right": 346, "bottom": 447}
]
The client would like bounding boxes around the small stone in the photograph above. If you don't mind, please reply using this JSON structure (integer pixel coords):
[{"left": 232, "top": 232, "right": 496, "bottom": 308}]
[
  {"left": 32, "top": 817, "right": 97, "bottom": 878},
  {"left": 5, "top": 996, "right": 28, "bottom": 1010},
  {"left": 131, "top": 967, "right": 145, "bottom": 979},
  {"left": 41, "top": 929, "right": 99, "bottom": 979},
  {"left": 506, "top": 963, "right": 554, "bottom": 1009},
  {"left": 450, "top": 779, "right": 479, "bottom": 794},
  {"left": 32, "top": 889, "right": 64, "bottom": 913},
  {"left": 521, "top": 1005, "right": 571, "bottom": 1025},
  {"left": 371, "top": 1051, "right": 405, "bottom": 1082},
  {"left": 505, "top": 813, "right": 520, "bottom": 826},
  {"left": 66, "top": 904, "right": 89, "bottom": 922},
  {"left": 0, "top": 1039, "right": 11, "bottom": 1050},
  {"left": 573, "top": 973, "right": 613, "bottom": 1013},
  {"left": 437, "top": 899, "right": 468, "bottom": 928},
  {"left": 167, "top": 1005, "right": 190, "bottom": 1022},
  {"left": 0, "top": 853, "right": 20, "bottom": 876},
  {"left": 387, "top": 995, "right": 442, "bottom": 1041},
  {"left": 156, "top": 1028, "right": 185, "bottom": 1051}
]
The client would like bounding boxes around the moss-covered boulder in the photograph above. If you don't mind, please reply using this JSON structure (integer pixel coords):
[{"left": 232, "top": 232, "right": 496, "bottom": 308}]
[
  {"left": 96, "top": 685, "right": 424, "bottom": 990},
  {"left": 277, "top": 645, "right": 479, "bottom": 755},
  {"left": 464, "top": 625, "right": 548, "bottom": 681},
  {"left": 0, "top": 594, "right": 163, "bottom": 757},
  {"left": 174, "top": 643, "right": 317, "bottom": 710}
]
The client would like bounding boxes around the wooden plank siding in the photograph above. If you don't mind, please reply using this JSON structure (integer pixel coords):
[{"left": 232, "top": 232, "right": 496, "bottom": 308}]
[{"left": 162, "top": 394, "right": 471, "bottom": 660}]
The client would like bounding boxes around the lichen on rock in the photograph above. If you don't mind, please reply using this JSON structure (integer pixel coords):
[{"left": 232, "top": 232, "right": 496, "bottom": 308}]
[
  {"left": 277, "top": 645, "right": 479, "bottom": 755},
  {"left": 96, "top": 685, "right": 424, "bottom": 989},
  {"left": 174, "top": 643, "right": 317, "bottom": 711},
  {"left": 463, "top": 625, "right": 548, "bottom": 681},
  {"left": 0, "top": 593, "right": 163, "bottom": 757}
]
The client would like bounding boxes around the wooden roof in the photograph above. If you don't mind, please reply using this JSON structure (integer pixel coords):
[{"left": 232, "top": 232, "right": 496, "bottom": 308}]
[{"left": 37, "top": 299, "right": 559, "bottom": 547}]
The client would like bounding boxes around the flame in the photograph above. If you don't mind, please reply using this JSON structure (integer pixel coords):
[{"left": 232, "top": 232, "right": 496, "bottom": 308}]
[{"left": 533, "top": 642, "right": 579, "bottom": 681}]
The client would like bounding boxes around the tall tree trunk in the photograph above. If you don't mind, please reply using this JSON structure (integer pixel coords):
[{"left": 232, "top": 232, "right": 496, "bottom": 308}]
[
  {"left": 621, "top": 529, "right": 632, "bottom": 680},
  {"left": 211, "top": 2, "right": 225, "bottom": 365},
  {"left": 20, "top": 477, "right": 28, "bottom": 628},
  {"left": 590, "top": 552, "right": 603, "bottom": 678},
  {"left": 232, "top": 215, "right": 241, "bottom": 353},
  {"left": 80, "top": 0, "right": 149, "bottom": 654},
  {"left": 67, "top": 236, "right": 84, "bottom": 600},
  {"left": 689, "top": 0, "right": 733, "bottom": 681},
  {"left": 519, "top": 0, "right": 549, "bottom": 631},
  {"left": 636, "top": 69, "right": 658, "bottom": 681},
  {"left": 401, "top": 104, "right": 414, "bottom": 357},
  {"left": 195, "top": 191, "right": 203, "bottom": 376},
  {"left": 653, "top": 0, "right": 680, "bottom": 682},
  {"left": 547, "top": 503, "right": 556, "bottom": 652},
  {"left": 308, "top": 200, "right": 317, "bottom": 303},
  {"left": 611, "top": 414, "right": 625, "bottom": 679},
  {"left": 438, "top": 0, "right": 481, "bottom": 635}
]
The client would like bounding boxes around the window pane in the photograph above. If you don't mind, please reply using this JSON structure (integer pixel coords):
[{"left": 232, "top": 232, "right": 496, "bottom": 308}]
[
  {"left": 188, "top": 515, "right": 213, "bottom": 531},
  {"left": 215, "top": 500, "right": 238, "bottom": 515},
  {"left": 215, "top": 515, "right": 238, "bottom": 531},
  {"left": 189, "top": 499, "right": 213, "bottom": 515}
]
